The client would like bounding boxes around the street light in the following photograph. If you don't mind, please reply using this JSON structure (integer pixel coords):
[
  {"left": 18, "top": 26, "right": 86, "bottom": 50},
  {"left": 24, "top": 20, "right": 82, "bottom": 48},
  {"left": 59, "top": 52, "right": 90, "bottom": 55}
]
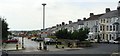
[
  {"left": 39, "top": 3, "right": 47, "bottom": 50},
  {"left": 42, "top": 3, "right": 46, "bottom": 29}
]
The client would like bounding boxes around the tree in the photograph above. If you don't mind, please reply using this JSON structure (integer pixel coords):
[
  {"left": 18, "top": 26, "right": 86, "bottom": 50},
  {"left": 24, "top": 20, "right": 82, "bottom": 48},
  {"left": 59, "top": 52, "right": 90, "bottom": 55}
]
[
  {"left": 55, "top": 28, "right": 89, "bottom": 41},
  {"left": 55, "top": 29, "right": 71, "bottom": 39},
  {"left": 77, "top": 28, "right": 89, "bottom": 41},
  {"left": 71, "top": 30, "right": 79, "bottom": 40},
  {"left": 2, "top": 19, "right": 9, "bottom": 40}
]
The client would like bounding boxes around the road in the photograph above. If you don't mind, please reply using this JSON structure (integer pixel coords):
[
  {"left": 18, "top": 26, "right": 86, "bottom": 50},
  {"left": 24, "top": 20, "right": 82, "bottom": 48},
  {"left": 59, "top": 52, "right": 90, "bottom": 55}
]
[
  {"left": 4, "top": 37, "right": 119, "bottom": 56},
  {"left": 16, "top": 37, "right": 40, "bottom": 52}
]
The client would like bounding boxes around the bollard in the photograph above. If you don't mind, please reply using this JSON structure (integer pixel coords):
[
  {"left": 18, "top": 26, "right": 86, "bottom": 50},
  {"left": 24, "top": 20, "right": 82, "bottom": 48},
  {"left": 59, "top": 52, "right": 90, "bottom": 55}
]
[
  {"left": 56, "top": 44, "right": 58, "bottom": 48},
  {"left": 16, "top": 44, "right": 18, "bottom": 50},
  {"left": 44, "top": 45, "right": 47, "bottom": 50},
  {"left": 39, "top": 43, "right": 42, "bottom": 50},
  {"left": 62, "top": 46, "right": 64, "bottom": 49}
]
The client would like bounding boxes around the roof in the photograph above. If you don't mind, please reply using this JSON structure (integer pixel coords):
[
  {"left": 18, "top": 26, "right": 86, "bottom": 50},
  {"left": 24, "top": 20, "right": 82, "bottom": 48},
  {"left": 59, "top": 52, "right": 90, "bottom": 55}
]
[
  {"left": 85, "top": 14, "right": 104, "bottom": 21},
  {"left": 99, "top": 10, "right": 119, "bottom": 19}
]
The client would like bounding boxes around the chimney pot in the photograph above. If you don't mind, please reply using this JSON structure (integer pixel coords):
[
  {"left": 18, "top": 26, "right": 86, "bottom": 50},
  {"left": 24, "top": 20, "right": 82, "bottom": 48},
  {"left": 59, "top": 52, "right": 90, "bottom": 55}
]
[
  {"left": 83, "top": 18, "right": 86, "bottom": 20},
  {"left": 90, "top": 13, "right": 94, "bottom": 16},
  {"left": 62, "top": 22, "right": 65, "bottom": 25},
  {"left": 69, "top": 21, "right": 72, "bottom": 24},
  {"left": 117, "top": 7, "right": 120, "bottom": 16},
  {"left": 77, "top": 19, "right": 81, "bottom": 22},
  {"left": 105, "top": 8, "right": 111, "bottom": 13}
]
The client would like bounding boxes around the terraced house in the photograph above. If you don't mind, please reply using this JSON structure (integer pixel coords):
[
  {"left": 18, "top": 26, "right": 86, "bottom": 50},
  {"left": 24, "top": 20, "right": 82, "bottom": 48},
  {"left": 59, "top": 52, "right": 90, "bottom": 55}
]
[
  {"left": 43, "top": 1, "right": 120, "bottom": 42},
  {"left": 84, "top": 13, "right": 104, "bottom": 41},
  {"left": 98, "top": 1, "right": 120, "bottom": 42}
]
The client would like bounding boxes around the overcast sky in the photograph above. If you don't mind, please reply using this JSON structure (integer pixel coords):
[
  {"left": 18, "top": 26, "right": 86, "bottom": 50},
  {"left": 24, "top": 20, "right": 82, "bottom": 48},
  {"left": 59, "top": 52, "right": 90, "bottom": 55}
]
[{"left": 0, "top": 0, "right": 119, "bottom": 31}]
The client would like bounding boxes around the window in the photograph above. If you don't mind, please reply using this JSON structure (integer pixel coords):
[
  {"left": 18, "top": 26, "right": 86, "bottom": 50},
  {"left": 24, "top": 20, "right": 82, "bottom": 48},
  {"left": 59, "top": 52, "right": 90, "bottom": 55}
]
[
  {"left": 103, "top": 19, "right": 105, "bottom": 23},
  {"left": 106, "top": 34, "right": 108, "bottom": 40},
  {"left": 101, "top": 19, "right": 102, "bottom": 23},
  {"left": 103, "top": 34, "right": 104, "bottom": 39},
  {"left": 116, "top": 25, "right": 118, "bottom": 31},
  {"left": 113, "top": 25, "right": 115, "bottom": 31},
  {"left": 110, "top": 25, "right": 112, "bottom": 31},
  {"left": 109, "top": 19, "right": 111, "bottom": 23},
  {"left": 100, "top": 25, "right": 102, "bottom": 31},
  {"left": 106, "top": 19, "right": 108, "bottom": 23},
  {"left": 86, "top": 22, "right": 88, "bottom": 26},
  {"left": 106, "top": 26, "right": 109, "bottom": 31}
]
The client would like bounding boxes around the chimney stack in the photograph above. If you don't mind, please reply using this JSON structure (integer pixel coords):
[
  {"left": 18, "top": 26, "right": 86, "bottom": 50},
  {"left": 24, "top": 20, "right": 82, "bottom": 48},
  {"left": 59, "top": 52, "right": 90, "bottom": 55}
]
[
  {"left": 59, "top": 24, "right": 62, "bottom": 26},
  {"left": 90, "top": 13, "right": 94, "bottom": 16},
  {"left": 69, "top": 21, "right": 72, "bottom": 24},
  {"left": 105, "top": 8, "right": 111, "bottom": 13},
  {"left": 56, "top": 24, "right": 59, "bottom": 27},
  {"left": 117, "top": 1, "right": 120, "bottom": 16},
  {"left": 62, "top": 22, "right": 65, "bottom": 25},
  {"left": 77, "top": 19, "right": 81, "bottom": 22},
  {"left": 83, "top": 17, "right": 86, "bottom": 20},
  {"left": 117, "top": 7, "right": 120, "bottom": 16}
]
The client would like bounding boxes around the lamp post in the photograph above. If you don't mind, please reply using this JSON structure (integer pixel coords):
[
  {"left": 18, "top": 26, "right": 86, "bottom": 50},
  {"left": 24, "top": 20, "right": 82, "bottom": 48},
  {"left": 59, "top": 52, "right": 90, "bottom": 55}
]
[
  {"left": 41, "top": 3, "right": 47, "bottom": 50},
  {"left": 42, "top": 3, "right": 46, "bottom": 29}
]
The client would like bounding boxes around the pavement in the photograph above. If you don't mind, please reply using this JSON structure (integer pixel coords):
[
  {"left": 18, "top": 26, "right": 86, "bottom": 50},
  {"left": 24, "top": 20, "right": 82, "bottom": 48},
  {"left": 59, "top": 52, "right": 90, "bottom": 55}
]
[
  {"left": 2, "top": 43, "right": 22, "bottom": 51},
  {"left": 2, "top": 37, "right": 83, "bottom": 52}
]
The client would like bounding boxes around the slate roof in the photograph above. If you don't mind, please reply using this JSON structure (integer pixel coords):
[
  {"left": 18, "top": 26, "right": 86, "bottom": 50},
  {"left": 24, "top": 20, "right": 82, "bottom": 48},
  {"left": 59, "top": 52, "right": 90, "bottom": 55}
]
[
  {"left": 85, "top": 14, "right": 104, "bottom": 21},
  {"left": 99, "top": 10, "right": 119, "bottom": 19}
]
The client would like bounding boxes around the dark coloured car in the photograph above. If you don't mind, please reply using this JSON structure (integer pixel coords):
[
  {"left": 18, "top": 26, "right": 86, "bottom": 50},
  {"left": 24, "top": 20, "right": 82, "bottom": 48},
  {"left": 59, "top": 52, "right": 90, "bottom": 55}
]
[
  {"left": 31, "top": 37, "right": 36, "bottom": 41},
  {"left": 45, "top": 39, "right": 62, "bottom": 45},
  {"left": 35, "top": 38, "right": 44, "bottom": 42},
  {"left": 4, "top": 39, "right": 18, "bottom": 43}
]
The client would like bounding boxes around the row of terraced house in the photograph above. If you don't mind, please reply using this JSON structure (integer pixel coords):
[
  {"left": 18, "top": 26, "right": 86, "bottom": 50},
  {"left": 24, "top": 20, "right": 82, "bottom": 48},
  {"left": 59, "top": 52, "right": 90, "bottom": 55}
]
[{"left": 42, "top": 1, "right": 120, "bottom": 42}]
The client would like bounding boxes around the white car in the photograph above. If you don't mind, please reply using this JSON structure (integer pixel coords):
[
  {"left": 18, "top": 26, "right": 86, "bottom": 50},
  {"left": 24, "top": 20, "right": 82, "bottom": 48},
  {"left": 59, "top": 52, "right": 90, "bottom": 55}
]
[{"left": 109, "top": 40, "right": 119, "bottom": 44}]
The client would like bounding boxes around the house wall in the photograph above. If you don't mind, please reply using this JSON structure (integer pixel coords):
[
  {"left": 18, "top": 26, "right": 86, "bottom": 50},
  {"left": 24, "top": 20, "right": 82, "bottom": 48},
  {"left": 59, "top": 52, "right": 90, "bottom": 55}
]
[{"left": 99, "top": 17, "right": 120, "bottom": 42}]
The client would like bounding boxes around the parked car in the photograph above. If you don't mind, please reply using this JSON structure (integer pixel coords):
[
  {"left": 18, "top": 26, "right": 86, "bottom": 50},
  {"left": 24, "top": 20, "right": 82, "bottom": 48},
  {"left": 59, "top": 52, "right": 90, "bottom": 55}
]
[
  {"left": 4, "top": 39, "right": 18, "bottom": 43},
  {"left": 45, "top": 38, "right": 62, "bottom": 45},
  {"left": 109, "top": 40, "right": 119, "bottom": 44},
  {"left": 109, "top": 37, "right": 120, "bottom": 44},
  {"left": 35, "top": 38, "right": 44, "bottom": 42},
  {"left": 31, "top": 37, "right": 36, "bottom": 41},
  {"left": 28, "top": 37, "right": 32, "bottom": 39}
]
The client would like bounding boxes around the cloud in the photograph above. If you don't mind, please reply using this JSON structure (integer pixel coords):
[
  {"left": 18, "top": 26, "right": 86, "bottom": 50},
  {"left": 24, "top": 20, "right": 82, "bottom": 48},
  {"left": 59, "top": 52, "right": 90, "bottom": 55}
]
[{"left": 0, "top": 0, "right": 119, "bottom": 30}]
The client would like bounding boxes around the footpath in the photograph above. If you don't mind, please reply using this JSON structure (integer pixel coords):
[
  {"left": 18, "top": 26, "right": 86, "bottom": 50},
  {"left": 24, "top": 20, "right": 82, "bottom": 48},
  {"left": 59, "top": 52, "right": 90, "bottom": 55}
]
[
  {"left": 47, "top": 45, "right": 83, "bottom": 51},
  {"left": 2, "top": 43, "right": 83, "bottom": 52},
  {"left": 2, "top": 43, "right": 22, "bottom": 51}
]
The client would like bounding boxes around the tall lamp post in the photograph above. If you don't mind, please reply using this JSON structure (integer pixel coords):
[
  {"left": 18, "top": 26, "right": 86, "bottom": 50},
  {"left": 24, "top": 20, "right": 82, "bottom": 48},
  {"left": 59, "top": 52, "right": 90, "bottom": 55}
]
[
  {"left": 41, "top": 3, "right": 47, "bottom": 50},
  {"left": 42, "top": 3, "right": 46, "bottom": 30}
]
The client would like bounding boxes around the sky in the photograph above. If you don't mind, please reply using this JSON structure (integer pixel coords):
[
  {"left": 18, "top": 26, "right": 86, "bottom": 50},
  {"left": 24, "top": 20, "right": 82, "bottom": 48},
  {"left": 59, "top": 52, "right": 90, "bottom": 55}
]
[{"left": 0, "top": 0, "right": 119, "bottom": 31}]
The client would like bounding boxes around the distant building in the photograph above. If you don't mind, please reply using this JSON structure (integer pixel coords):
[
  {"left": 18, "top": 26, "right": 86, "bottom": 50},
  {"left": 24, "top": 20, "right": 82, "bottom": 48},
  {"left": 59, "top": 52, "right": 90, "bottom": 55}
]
[{"left": 64, "top": 19, "right": 84, "bottom": 32}]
